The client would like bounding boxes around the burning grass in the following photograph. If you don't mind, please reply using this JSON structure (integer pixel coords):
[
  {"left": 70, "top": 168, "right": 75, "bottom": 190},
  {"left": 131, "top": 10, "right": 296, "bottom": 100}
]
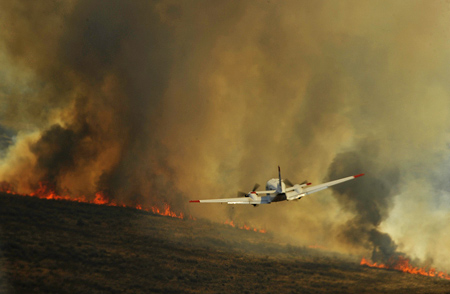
[
  {"left": 1, "top": 181, "right": 186, "bottom": 219},
  {"left": 361, "top": 257, "right": 450, "bottom": 280},
  {"left": 223, "top": 219, "right": 267, "bottom": 234}
]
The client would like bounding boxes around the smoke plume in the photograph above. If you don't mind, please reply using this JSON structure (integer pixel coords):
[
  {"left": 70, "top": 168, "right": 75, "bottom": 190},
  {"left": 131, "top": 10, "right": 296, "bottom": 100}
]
[
  {"left": 1, "top": 0, "right": 450, "bottom": 270},
  {"left": 327, "top": 139, "right": 403, "bottom": 263}
]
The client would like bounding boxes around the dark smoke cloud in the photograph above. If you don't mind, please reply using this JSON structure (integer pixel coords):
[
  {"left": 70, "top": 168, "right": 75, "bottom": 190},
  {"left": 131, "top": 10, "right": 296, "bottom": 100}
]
[
  {"left": 31, "top": 124, "right": 88, "bottom": 190},
  {"left": 327, "top": 139, "right": 402, "bottom": 263},
  {"left": 1, "top": 0, "right": 450, "bottom": 270}
]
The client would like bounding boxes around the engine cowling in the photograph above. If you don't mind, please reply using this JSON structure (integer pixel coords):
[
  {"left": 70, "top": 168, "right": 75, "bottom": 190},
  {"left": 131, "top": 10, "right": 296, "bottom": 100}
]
[{"left": 248, "top": 191, "right": 258, "bottom": 200}]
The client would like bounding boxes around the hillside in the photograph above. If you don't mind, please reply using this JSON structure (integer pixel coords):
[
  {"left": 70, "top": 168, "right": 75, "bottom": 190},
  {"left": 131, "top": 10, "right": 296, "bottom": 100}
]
[{"left": 0, "top": 193, "right": 449, "bottom": 293}]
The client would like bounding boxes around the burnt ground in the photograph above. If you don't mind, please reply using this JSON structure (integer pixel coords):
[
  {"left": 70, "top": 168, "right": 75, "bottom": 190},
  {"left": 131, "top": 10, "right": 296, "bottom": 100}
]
[{"left": 0, "top": 193, "right": 449, "bottom": 294}]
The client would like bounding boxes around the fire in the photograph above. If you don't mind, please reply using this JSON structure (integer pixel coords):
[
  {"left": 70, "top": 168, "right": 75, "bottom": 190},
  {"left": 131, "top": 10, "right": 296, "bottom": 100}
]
[
  {"left": 0, "top": 181, "right": 17, "bottom": 195},
  {"left": 149, "top": 204, "right": 184, "bottom": 219},
  {"left": 361, "top": 256, "right": 450, "bottom": 280},
  {"left": 224, "top": 219, "right": 236, "bottom": 228},
  {"left": 224, "top": 219, "right": 267, "bottom": 234},
  {"left": 29, "top": 182, "right": 73, "bottom": 201},
  {"left": 93, "top": 192, "right": 110, "bottom": 205},
  {"left": 0, "top": 181, "right": 186, "bottom": 220}
]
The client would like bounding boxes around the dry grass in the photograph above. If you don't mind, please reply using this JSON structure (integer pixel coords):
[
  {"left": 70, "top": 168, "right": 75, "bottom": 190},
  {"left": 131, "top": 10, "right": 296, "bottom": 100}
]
[{"left": 0, "top": 193, "right": 449, "bottom": 293}]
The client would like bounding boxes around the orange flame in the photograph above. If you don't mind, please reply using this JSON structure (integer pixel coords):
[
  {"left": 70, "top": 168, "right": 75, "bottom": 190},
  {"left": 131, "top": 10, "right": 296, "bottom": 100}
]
[
  {"left": 1, "top": 181, "right": 186, "bottom": 220},
  {"left": 224, "top": 219, "right": 267, "bottom": 234},
  {"left": 93, "top": 191, "right": 110, "bottom": 205},
  {"left": 149, "top": 204, "right": 184, "bottom": 219},
  {"left": 29, "top": 182, "right": 74, "bottom": 201},
  {"left": 361, "top": 257, "right": 450, "bottom": 280},
  {"left": 0, "top": 181, "right": 17, "bottom": 195}
]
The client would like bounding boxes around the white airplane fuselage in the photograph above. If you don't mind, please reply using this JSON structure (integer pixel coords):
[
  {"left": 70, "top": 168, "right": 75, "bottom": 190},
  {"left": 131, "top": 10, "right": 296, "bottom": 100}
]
[
  {"left": 266, "top": 178, "right": 286, "bottom": 193},
  {"left": 245, "top": 178, "right": 301, "bottom": 205}
]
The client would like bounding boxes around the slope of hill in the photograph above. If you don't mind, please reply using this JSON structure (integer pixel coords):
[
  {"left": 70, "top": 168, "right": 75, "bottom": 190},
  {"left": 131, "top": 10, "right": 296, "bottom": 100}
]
[{"left": 0, "top": 193, "right": 449, "bottom": 293}]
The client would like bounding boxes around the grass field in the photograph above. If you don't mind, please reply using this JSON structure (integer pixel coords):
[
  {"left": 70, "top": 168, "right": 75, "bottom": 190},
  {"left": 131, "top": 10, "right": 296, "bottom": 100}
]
[{"left": 0, "top": 193, "right": 449, "bottom": 293}]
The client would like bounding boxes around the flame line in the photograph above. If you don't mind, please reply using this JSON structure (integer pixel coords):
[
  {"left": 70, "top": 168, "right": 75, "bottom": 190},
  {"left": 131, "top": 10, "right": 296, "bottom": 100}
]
[
  {"left": 1, "top": 183, "right": 187, "bottom": 219},
  {"left": 223, "top": 219, "right": 267, "bottom": 234},
  {"left": 361, "top": 257, "right": 450, "bottom": 280}
]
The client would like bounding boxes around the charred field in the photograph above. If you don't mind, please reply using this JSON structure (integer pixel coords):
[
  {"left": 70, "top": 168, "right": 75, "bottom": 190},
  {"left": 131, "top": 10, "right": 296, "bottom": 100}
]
[{"left": 0, "top": 194, "right": 449, "bottom": 294}]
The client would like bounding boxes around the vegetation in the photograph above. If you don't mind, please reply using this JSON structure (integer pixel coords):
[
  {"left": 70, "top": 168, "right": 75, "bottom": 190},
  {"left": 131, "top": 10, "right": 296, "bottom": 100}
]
[{"left": 0, "top": 193, "right": 449, "bottom": 293}]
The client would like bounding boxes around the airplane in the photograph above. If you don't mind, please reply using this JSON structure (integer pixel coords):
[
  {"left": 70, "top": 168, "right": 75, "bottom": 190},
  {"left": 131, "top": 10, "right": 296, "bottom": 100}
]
[{"left": 189, "top": 166, "right": 364, "bottom": 206}]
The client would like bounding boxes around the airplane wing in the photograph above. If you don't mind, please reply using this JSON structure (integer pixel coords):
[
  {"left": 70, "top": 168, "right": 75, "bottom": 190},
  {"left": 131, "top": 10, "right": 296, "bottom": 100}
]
[
  {"left": 189, "top": 197, "right": 260, "bottom": 205},
  {"left": 301, "top": 173, "right": 364, "bottom": 197}
]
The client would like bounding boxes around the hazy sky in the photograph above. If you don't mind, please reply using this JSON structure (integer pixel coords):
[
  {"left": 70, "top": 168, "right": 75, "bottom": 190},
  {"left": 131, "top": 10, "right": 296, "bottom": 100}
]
[{"left": 1, "top": 0, "right": 449, "bottom": 269}]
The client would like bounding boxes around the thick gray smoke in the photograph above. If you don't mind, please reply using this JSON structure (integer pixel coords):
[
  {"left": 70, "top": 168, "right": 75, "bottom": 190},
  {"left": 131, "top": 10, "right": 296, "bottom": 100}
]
[
  {"left": 1, "top": 1, "right": 450, "bottom": 270},
  {"left": 327, "top": 139, "right": 403, "bottom": 263}
]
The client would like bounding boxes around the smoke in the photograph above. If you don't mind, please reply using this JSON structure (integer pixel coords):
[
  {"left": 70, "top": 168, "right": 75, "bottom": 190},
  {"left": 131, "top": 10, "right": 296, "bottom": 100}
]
[
  {"left": 1, "top": 0, "right": 450, "bottom": 269},
  {"left": 327, "top": 139, "right": 403, "bottom": 263}
]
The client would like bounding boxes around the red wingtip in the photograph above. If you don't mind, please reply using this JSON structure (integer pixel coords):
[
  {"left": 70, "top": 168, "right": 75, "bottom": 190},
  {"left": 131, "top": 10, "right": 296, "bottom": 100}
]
[
  {"left": 354, "top": 173, "right": 365, "bottom": 178},
  {"left": 189, "top": 200, "right": 200, "bottom": 203},
  {"left": 307, "top": 182, "right": 312, "bottom": 186}
]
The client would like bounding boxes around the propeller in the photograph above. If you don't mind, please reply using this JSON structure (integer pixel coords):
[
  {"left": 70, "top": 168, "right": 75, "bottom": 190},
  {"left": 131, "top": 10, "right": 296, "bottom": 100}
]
[
  {"left": 252, "top": 183, "right": 260, "bottom": 192},
  {"left": 237, "top": 183, "right": 260, "bottom": 197}
]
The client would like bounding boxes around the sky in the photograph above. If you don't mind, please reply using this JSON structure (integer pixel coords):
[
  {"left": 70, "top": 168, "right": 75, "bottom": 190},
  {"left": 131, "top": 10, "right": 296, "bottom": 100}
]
[{"left": 1, "top": 0, "right": 450, "bottom": 270}]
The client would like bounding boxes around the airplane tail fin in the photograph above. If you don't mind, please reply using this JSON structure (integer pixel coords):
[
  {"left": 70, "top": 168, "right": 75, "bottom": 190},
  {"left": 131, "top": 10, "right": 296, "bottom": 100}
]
[{"left": 277, "top": 166, "right": 283, "bottom": 193}]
